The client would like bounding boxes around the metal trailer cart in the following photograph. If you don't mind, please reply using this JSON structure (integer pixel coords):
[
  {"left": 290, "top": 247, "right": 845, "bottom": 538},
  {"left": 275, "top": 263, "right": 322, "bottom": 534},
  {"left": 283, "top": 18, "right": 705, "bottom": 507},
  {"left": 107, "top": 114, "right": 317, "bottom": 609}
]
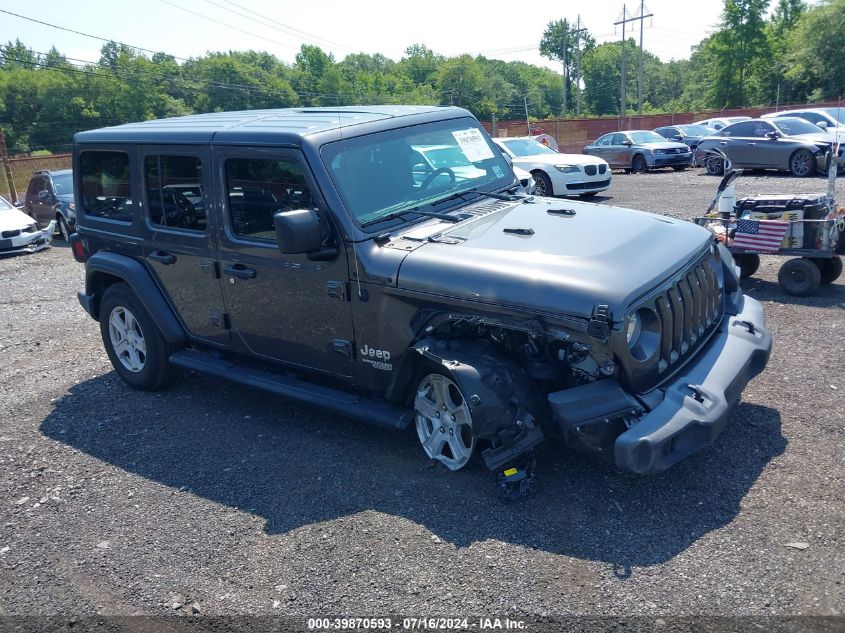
[{"left": 693, "top": 169, "right": 844, "bottom": 297}]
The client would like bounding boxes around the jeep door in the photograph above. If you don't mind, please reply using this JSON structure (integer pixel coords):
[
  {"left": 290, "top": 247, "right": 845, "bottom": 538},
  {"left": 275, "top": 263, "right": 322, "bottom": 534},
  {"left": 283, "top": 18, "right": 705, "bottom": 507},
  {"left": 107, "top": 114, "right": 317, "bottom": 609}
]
[
  {"left": 139, "top": 146, "right": 230, "bottom": 345},
  {"left": 215, "top": 149, "right": 355, "bottom": 377}
]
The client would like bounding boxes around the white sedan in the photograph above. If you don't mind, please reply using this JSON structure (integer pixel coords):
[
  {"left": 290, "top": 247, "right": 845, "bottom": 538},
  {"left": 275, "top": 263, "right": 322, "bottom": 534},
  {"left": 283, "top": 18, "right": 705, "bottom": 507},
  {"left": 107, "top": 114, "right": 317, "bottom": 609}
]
[
  {"left": 0, "top": 195, "right": 54, "bottom": 255},
  {"left": 493, "top": 137, "right": 611, "bottom": 199}
]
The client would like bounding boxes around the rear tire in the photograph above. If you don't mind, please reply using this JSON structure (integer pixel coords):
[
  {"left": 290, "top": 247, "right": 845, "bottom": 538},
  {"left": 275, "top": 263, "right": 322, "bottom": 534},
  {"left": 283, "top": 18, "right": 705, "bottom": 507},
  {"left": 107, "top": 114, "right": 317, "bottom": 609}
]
[
  {"left": 789, "top": 149, "right": 816, "bottom": 177},
  {"left": 99, "top": 283, "right": 177, "bottom": 390},
  {"left": 813, "top": 256, "right": 842, "bottom": 284},
  {"left": 778, "top": 258, "right": 821, "bottom": 296}
]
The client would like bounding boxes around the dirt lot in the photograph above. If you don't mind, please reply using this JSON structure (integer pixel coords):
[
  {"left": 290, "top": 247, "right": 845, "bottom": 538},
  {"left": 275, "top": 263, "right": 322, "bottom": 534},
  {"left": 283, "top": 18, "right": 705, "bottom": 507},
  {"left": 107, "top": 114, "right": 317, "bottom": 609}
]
[{"left": 1, "top": 168, "right": 843, "bottom": 626}]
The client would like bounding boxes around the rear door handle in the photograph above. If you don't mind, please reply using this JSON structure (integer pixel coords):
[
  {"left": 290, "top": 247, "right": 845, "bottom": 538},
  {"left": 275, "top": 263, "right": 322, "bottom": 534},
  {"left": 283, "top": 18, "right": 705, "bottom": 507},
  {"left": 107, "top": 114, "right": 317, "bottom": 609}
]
[
  {"left": 719, "top": 141, "right": 728, "bottom": 145},
  {"left": 747, "top": 142, "right": 756, "bottom": 146},
  {"left": 224, "top": 265, "right": 257, "bottom": 280},
  {"left": 148, "top": 251, "right": 176, "bottom": 265}
]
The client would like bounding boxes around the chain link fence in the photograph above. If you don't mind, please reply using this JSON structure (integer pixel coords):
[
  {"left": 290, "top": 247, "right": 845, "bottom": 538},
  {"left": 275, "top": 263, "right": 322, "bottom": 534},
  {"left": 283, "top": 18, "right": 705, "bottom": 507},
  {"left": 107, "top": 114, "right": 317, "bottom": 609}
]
[{"left": 0, "top": 153, "right": 72, "bottom": 204}]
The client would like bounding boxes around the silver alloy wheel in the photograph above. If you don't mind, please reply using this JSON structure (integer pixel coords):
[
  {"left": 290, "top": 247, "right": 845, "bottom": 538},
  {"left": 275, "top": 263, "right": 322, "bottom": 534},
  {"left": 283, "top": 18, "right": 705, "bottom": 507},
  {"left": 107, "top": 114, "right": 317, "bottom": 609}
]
[
  {"left": 108, "top": 306, "right": 147, "bottom": 373},
  {"left": 414, "top": 373, "right": 475, "bottom": 470},
  {"left": 790, "top": 149, "right": 814, "bottom": 177},
  {"left": 533, "top": 174, "right": 548, "bottom": 196}
]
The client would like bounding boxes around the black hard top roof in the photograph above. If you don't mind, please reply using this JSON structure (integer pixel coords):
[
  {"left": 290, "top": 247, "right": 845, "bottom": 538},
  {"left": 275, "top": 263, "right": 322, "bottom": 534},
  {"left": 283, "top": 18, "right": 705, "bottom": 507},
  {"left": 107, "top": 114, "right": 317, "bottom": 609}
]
[{"left": 74, "top": 105, "right": 465, "bottom": 145}]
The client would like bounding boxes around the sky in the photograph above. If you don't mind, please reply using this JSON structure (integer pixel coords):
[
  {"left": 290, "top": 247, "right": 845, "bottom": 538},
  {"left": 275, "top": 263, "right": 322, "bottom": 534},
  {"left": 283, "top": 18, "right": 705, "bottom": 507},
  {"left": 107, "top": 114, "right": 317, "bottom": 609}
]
[{"left": 0, "top": 0, "right": 780, "bottom": 71}]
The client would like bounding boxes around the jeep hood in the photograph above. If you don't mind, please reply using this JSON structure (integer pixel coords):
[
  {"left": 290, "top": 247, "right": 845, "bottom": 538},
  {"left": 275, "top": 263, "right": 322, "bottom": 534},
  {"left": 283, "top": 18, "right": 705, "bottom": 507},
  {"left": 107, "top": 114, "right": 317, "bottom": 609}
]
[{"left": 395, "top": 199, "right": 713, "bottom": 322}]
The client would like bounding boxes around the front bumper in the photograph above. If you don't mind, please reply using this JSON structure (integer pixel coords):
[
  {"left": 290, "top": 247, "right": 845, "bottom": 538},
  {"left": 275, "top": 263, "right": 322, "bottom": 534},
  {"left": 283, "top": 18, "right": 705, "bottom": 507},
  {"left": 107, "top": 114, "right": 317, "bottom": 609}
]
[
  {"left": 548, "top": 295, "right": 771, "bottom": 474},
  {"left": 0, "top": 220, "right": 55, "bottom": 255},
  {"left": 649, "top": 152, "right": 693, "bottom": 167},
  {"left": 614, "top": 295, "right": 770, "bottom": 473}
]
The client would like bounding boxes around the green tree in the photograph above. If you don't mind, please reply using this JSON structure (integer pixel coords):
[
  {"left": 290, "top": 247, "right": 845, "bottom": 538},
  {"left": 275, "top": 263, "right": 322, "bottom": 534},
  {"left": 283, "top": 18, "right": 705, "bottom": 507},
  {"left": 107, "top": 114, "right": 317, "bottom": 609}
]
[
  {"left": 785, "top": 0, "right": 845, "bottom": 100},
  {"left": 712, "top": 0, "right": 771, "bottom": 106},
  {"left": 539, "top": 19, "right": 596, "bottom": 114}
]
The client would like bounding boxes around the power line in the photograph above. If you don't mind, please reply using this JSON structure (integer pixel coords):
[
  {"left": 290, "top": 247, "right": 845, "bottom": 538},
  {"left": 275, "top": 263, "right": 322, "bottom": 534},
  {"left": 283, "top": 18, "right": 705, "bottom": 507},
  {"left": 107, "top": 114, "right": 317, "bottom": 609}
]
[
  {"left": 0, "top": 8, "right": 190, "bottom": 62},
  {"left": 214, "top": 0, "right": 356, "bottom": 53}
]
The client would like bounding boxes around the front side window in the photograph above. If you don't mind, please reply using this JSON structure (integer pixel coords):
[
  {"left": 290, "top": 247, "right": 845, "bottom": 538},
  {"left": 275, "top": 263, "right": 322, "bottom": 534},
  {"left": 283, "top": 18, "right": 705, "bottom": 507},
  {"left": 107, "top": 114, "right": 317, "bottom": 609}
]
[
  {"left": 225, "top": 158, "right": 313, "bottom": 241},
  {"left": 321, "top": 117, "right": 513, "bottom": 228},
  {"left": 144, "top": 155, "right": 206, "bottom": 232},
  {"left": 773, "top": 117, "right": 826, "bottom": 136},
  {"left": 79, "top": 151, "right": 133, "bottom": 222}
]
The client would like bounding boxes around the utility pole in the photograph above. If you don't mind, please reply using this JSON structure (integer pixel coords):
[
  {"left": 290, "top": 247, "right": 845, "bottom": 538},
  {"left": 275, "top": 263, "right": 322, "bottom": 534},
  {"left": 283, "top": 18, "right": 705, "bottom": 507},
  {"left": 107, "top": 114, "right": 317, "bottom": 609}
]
[
  {"left": 574, "top": 15, "right": 587, "bottom": 117},
  {"left": 615, "top": 4, "right": 652, "bottom": 122},
  {"left": 560, "top": 18, "right": 588, "bottom": 117},
  {"left": 635, "top": 1, "right": 653, "bottom": 115},
  {"left": 524, "top": 96, "right": 530, "bottom": 136}
]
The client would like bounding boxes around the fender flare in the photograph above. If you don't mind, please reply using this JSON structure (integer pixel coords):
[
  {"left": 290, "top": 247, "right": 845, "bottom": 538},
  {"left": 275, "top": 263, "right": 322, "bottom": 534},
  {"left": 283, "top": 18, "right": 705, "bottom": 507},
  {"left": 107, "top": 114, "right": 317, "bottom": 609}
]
[{"left": 84, "top": 251, "right": 187, "bottom": 344}]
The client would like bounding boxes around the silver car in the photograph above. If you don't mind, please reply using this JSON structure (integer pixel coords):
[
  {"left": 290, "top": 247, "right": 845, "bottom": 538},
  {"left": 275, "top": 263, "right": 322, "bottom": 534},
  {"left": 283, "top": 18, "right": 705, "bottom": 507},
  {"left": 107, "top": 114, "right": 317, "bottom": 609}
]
[
  {"left": 584, "top": 131, "right": 692, "bottom": 172},
  {"left": 695, "top": 117, "right": 844, "bottom": 177}
]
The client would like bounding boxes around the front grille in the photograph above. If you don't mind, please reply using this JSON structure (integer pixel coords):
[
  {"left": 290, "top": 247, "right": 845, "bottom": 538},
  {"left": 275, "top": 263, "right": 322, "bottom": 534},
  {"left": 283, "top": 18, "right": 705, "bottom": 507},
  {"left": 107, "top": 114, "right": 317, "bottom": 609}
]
[
  {"left": 585, "top": 165, "right": 597, "bottom": 176},
  {"left": 650, "top": 252, "right": 723, "bottom": 375},
  {"left": 598, "top": 164, "right": 607, "bottom": 174},
  {"left": 566, "top": 178, "right": 611, "bottom": 191},
  {"left": 2, "top": 229, "right": 21, "bottom": 238}
]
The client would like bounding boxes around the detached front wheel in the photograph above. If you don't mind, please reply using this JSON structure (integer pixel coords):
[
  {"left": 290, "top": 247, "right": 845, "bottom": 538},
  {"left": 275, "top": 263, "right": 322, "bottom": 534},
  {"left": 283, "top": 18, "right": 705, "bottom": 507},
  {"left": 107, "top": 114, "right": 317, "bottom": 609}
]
[
  {"left": 99, "top": 283, "right": 176, "bottom": 390},
  {"left": 414, "top": 372, "right": 476, "bottom": 470}
]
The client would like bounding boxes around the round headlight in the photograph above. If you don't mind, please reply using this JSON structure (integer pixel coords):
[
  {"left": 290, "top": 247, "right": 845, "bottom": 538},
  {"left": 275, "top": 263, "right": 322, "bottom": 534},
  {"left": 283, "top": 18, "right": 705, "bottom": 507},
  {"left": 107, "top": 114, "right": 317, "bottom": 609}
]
[{"left": 627, "top": 308, "right": 660, "bottom": 362}]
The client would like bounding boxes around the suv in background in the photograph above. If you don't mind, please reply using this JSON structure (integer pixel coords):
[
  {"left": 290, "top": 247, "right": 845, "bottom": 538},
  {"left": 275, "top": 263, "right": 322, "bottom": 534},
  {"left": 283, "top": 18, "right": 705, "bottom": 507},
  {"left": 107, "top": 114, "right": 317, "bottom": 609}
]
[
  {"left": 24, "top": 169, "right": 75, "bottom": 241},
  {"left": 70, "top": 106, "right": 771, "bottom": 484}
]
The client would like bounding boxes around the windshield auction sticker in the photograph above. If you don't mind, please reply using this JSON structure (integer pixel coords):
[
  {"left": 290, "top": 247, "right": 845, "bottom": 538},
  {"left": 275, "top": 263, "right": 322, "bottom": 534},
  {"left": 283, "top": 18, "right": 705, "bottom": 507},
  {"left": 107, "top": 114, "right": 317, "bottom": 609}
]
[{"left": 452, "top": 129, "right": 495, "bottom": 162}]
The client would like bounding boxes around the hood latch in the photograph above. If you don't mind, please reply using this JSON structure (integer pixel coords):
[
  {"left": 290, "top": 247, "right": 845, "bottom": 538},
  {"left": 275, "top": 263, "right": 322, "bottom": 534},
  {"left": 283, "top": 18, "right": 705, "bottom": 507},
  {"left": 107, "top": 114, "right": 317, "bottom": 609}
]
[{"left": 588, "top": 304, "right": 612, "bottom": 341}]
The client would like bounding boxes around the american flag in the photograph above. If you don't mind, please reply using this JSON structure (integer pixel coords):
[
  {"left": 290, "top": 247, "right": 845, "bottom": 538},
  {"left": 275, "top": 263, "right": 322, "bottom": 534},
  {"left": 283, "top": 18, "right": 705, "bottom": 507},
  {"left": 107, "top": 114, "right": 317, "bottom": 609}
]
[{"left": 733, "top": 218, "right": 789, "bottom": 253}]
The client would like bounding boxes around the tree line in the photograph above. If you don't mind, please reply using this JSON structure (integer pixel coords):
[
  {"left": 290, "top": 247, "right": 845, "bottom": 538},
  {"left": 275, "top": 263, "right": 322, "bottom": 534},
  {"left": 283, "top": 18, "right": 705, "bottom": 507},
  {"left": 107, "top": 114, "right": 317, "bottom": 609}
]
[{"left": 0, "top": 0, "right": 841, "bottom": 154}]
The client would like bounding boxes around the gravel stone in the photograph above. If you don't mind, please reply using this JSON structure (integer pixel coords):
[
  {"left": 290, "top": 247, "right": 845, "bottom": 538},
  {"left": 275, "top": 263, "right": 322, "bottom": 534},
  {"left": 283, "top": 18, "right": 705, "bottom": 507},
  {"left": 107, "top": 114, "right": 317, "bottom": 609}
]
[{"left": 0, "top": 169, "right": 842, "bottom": 619}]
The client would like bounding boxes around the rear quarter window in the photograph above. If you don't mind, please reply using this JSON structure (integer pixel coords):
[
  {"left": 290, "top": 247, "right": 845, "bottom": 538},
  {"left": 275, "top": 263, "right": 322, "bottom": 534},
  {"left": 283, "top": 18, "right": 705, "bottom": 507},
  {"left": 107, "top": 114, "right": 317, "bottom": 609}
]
[{"left": 79, "top": 151, "right": 134, "bottom": 222}]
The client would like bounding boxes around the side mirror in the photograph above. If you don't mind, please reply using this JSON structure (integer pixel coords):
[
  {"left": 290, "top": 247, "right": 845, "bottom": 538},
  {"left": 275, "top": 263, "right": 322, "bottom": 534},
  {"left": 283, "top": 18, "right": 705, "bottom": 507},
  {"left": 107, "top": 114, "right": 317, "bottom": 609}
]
[
  {"left": 273, "top": 208, "right": 322, "bottom": 255},
  {"left": 765, "top": 131, "right": 781, "bottom": 140},
  {"left": 673, "top": 135, "right": 683, "bottom": 141},
  {"left": 816, "top": 121, "right": 828, "bottom": 130},
  {"left": 622, "top": 140, "right": 633, "bottom": 147}
]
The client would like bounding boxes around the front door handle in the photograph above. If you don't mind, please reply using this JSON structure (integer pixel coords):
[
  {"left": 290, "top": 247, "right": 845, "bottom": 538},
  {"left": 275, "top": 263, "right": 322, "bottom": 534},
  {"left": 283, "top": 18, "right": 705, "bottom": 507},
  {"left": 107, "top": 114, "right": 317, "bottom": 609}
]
[
  {"left": 719, "top": 141, "right": 728, "bottom": 145},
  {"left": 224, "top": 265, "right": 257, "bottom": 280},
  {"left": 148, "top": 251, "right": 176, "bottom": 265},
  {"left": 747, "top": 142, "right": 757, "bottom": 146}
]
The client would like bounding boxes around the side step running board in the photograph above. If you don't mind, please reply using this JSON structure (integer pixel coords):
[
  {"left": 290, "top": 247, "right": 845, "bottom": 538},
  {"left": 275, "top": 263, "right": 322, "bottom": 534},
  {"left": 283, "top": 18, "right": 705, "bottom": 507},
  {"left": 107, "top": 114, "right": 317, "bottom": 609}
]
[{"left": 169, "top": 349, "right": 413, "bottom": 431}]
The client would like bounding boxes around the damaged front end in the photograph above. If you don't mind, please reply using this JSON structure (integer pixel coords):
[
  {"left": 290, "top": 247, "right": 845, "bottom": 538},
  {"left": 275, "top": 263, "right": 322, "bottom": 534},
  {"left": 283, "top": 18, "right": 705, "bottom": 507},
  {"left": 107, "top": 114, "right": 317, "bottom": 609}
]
[{"left": 0, "top": 220, "right": 55, "bottom": 255}]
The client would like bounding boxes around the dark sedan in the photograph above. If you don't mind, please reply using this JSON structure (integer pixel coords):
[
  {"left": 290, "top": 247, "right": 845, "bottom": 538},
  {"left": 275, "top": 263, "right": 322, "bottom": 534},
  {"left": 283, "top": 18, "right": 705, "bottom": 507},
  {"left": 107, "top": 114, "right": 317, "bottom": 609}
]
[
  {"left": 695, "top": 117, "right": 843, "bottom": 177},
  {"left": 584, "top": 131, "right": 693, "bottom": 172},
  {"left": 654, "top": 124, "right": 717, "bottom": 151}
]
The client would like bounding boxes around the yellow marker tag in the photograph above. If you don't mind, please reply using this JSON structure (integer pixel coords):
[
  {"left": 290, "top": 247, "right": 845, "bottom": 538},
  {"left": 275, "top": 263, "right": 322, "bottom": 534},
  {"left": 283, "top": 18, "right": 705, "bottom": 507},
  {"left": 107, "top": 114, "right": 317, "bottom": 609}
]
[{"left": 503, "top": 468, "right": 518, "bottom": 477}]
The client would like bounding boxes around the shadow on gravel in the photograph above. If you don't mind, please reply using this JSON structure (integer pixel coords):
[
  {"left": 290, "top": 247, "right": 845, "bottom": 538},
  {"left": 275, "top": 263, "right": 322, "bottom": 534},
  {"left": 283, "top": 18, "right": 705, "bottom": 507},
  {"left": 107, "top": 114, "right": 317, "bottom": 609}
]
[
  {"left": 40, "top": 372, "right": 785, "bottom": 568},
  {"left": 742, "top": 276, "right": 845, "bottom": 308}
]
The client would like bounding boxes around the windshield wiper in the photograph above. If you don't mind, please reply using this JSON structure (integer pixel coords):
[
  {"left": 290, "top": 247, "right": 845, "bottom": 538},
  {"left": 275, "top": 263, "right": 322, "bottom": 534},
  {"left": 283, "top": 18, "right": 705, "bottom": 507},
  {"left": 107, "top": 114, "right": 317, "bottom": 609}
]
[
  {"left": 361, "top": 207, "right": 461, "bottom": 228},
  {"left": 431, "top": 188, "right": 521, "bottom": 206}
]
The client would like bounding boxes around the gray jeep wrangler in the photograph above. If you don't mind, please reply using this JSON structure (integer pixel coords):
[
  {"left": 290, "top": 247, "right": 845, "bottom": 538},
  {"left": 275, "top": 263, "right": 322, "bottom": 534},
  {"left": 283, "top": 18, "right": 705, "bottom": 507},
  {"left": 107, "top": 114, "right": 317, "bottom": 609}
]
[{"left": 70, "top": 106, "right": 771, "bottom": 486}]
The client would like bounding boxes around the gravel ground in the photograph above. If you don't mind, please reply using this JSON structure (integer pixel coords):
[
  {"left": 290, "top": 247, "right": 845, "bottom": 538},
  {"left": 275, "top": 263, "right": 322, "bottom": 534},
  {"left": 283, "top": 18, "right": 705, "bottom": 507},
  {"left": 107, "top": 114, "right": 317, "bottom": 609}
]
[{"left": 0, "top": 168, "right": 843, "bottom": 626}]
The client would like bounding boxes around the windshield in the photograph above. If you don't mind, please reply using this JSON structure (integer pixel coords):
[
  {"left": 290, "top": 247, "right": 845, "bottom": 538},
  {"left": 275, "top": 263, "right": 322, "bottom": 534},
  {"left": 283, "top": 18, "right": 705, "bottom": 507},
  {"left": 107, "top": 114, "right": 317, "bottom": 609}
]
[
  {"left": 678, "top": 124, "right": 714, "bottom": 136},
  {"left": 629, "top": 131, "right": 666, "bottom": 144},
  {"left": 773, "top": 118, "right": 826, "bottom": 136},
  {"left": 322, "top": 118, "right": 514, "bottom": 228},
  {"left": 52, "top": 172, "right": 74, "bottom": 195},
  {"left": 822, "top": 108, "right": 845, "bottom": 124},
  {"left": 0, "top": 196, "right": 13, "bottom": 210},
  {"left": 499, "top": 138, "right": 557, "bottom": 156}
]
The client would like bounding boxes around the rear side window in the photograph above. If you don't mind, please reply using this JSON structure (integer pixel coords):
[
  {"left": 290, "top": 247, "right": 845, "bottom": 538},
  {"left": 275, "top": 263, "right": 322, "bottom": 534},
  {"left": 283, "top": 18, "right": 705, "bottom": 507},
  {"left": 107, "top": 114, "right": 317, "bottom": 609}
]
[
  {"left": 79, "top": 151, "right": 133, "bottom": 222},
  {"left": 224, "top": 158, "right": 313, "bottom": 241},
  {"left": 144, "top": 155, "right": 207, "bottom": 232}
]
